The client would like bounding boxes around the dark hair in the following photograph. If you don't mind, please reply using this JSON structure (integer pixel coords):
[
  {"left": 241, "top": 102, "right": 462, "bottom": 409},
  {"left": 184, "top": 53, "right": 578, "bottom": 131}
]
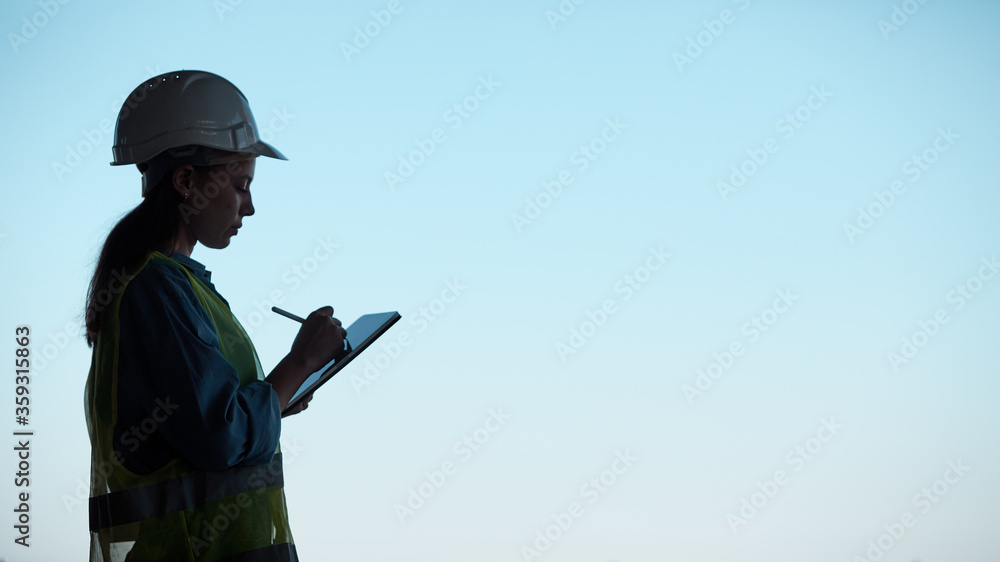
[{"left": 84, "top": 176, "right": 184, "bottom": 346}]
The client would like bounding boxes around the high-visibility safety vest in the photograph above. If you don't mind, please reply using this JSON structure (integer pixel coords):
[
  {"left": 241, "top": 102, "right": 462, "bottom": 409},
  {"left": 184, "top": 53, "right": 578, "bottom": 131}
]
[{"left": 85, "top": 252, "right": 297, "bottom": 561}]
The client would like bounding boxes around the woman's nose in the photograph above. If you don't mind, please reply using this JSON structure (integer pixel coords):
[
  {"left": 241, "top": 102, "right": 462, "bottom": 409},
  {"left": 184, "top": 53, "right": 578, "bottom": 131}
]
[{"left": 242, "top": 194, "right": 255, "bottom": 217}]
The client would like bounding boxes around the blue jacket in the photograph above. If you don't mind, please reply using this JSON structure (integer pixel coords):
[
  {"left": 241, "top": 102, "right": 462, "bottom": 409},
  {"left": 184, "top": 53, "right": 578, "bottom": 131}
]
[{"left": 113, "top": 251, "right": 280, "bottom": 473}]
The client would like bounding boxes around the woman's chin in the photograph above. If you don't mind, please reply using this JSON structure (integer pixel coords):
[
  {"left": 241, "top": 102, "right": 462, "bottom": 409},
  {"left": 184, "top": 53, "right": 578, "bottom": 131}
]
[{"left": 201, "top": 237, "right": 233, "bottom": 250}]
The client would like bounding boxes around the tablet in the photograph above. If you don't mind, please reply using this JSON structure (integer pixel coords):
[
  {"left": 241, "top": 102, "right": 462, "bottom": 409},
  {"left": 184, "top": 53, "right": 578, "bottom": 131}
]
[{"left": 282, "top": 311, "right": 401, "bottom": 414}]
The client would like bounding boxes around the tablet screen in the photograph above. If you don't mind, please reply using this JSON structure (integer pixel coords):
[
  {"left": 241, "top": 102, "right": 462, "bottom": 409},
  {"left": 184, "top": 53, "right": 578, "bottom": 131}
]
[{"left": 284, "top": 311, "right": 401, "bottom": 413}]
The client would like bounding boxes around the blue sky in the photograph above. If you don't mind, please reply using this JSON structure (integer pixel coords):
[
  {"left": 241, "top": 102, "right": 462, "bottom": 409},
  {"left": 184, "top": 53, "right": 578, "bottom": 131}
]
[{"left": 1, "top": 0, "right": 999, "bottom": 560}]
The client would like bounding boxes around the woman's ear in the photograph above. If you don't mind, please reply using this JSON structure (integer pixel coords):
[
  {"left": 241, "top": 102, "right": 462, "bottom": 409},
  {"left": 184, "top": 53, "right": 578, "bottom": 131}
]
[{"left": 171, "top": 165, "right": 196, "bottom": 199}]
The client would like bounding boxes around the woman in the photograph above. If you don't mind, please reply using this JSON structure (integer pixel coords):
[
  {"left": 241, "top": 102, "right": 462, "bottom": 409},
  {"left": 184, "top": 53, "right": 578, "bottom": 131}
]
[{"left": 84, "top": 70, "right": 341, "bottom": 561}]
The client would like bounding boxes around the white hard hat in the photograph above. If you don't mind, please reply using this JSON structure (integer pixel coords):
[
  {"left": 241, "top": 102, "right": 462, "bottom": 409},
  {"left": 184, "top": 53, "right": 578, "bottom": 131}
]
[{"left": 110, "top": 70, "right": 287, "bottom": 195}]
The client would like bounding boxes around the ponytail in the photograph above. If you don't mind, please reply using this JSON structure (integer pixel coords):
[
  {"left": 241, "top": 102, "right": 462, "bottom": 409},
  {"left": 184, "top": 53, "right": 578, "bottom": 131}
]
[{"left": 84, "top": 178, "right": 183, "bottom": 346}]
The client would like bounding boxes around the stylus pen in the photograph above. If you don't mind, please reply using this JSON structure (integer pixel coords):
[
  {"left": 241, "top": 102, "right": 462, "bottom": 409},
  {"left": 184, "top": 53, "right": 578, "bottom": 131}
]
[
  {"left": 273, "top": 306, "right": 353, "bottom": 353},
  {"left": 271, "top": 306, "right": 307, "bottom": 323}
]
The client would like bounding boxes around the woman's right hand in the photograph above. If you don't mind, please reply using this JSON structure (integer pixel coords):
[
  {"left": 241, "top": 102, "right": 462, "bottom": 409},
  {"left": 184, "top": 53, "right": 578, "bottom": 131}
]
[
  {"left": 266, "top": 306, "right": 347, "bottom": 414},
  {"left": 288, "top": 306, "right": 347, "bottom": 375}
]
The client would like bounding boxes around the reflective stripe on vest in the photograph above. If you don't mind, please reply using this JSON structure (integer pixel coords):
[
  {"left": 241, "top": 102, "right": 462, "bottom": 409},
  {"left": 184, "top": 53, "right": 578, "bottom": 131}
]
[
  {"left": 216, "top": 543, "right": 298, "bottom": 562},
  {"left": 90, "top": 453, "right": 284, "bottom": 531}
]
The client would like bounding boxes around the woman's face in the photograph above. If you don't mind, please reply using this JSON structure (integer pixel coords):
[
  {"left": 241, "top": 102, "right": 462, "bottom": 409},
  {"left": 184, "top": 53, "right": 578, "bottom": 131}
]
[{"left": 176, "top": 158, "right": 257, "bottom": 251}]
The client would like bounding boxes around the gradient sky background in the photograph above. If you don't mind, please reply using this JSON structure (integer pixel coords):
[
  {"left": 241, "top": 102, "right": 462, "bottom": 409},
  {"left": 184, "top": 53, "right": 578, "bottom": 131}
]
[{"left": 1, "top": 0, "right": 999, "bottom": 560}]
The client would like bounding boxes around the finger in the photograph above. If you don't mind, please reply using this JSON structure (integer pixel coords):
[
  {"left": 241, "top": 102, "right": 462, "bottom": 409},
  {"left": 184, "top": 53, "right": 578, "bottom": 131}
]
[
  {"left": 300, "top": 394, "right": 315, "bottom": 411},
  {"left": 311, "top": 306, "right": 334, "bottom": 317}
]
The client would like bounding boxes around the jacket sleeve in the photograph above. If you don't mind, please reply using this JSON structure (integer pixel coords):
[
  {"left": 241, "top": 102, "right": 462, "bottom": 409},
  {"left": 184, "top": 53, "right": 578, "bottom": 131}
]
[{"left": 114, "top": 261, "right": 281, "bottom": 473}]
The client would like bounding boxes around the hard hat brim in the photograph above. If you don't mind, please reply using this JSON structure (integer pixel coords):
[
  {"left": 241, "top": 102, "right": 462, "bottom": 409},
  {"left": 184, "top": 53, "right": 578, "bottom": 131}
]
[
  {"left": 252, "top": 140, "right": 288, "bottom": 162},
  {"left": 111, "top": 138, "right": 288, "bottom": 166}
]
